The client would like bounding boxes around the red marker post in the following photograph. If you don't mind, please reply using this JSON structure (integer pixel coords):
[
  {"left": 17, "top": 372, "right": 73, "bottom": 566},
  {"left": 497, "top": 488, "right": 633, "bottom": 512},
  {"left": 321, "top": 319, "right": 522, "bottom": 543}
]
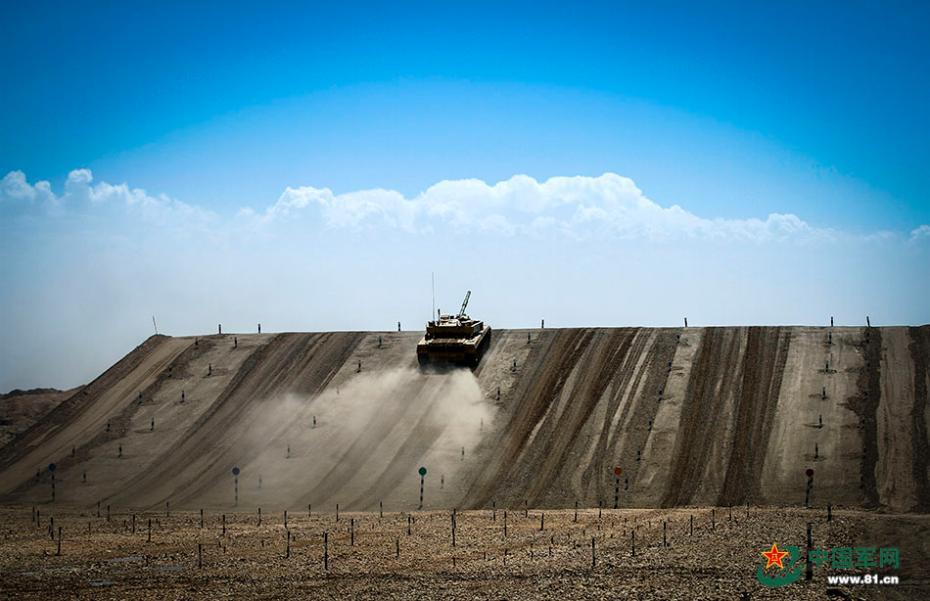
[{"left": 613, "top": 466, "right": 622, "bottom": 509}]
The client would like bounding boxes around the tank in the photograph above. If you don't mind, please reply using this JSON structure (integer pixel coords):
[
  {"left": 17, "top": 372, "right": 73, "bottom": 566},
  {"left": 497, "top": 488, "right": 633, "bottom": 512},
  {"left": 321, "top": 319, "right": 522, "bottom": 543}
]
[{"left": 417, "top": 291, "right": 492, "bottom": 368}]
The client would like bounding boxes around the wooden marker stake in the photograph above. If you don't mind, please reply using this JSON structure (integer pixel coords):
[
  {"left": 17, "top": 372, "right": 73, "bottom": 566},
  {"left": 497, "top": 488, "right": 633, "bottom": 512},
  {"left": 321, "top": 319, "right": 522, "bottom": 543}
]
[{"left": 324, "top": 531, "right": 329, "bottom": 571}]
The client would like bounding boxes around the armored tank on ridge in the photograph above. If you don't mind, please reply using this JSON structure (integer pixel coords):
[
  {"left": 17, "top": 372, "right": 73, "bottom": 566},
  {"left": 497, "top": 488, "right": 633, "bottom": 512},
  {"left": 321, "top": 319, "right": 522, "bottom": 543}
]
[{"left": 417, "top": 290, "right": 491, "bottom": 368}]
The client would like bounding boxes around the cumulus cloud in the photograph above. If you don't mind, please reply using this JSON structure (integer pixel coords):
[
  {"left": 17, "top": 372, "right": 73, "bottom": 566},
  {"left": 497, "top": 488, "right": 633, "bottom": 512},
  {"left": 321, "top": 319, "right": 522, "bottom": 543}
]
[
  {"left": 257, "top": 173, "right": 824, "bottom": 242},
  {"left": 265, "top": 185, "right": 418, "bottom": 231},
  {"left": 2, "top": 169, "right": 923, "bottom": 245},
  {"left": 1, "top": 168, "right": 215, "bottom": 226},
  {"left": 1, "top": 170, "right": 57, "bottom": 207}
]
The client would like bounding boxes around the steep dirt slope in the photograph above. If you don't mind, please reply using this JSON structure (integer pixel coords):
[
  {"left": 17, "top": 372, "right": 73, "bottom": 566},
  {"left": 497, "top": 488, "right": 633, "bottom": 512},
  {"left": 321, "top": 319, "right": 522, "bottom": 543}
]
[
  {"left": 909, "top": 325, "right": 930, "bottom": 511},
  {"left": 462, "top": 328, "right": 681, "bottom": 509},
  {"left": 2, "top": 325, "right": 928, "bottom": 513},
  {"left": 108, "top": 332, "right": 363, "bottom": 508},
  {"left": 0, "top": 388, "right": 77, "bottom": 447},
  {"left": 0, "top": 335, "right": 193, "bottom": 498}
]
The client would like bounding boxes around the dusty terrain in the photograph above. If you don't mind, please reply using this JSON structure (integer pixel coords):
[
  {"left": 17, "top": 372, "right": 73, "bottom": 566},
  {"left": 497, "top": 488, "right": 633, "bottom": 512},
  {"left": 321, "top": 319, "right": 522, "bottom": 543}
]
[
  {"left": 0, "top": 326, "right": 927, "bottom": 513},
  {"left": 0, "top": 325, "right": 928, "bottom": 598},
  {"left": 0, "top": 389, "right": 74, "bottom": 448},
  {"left": 0, "top": 505, "right": 926, "bottom": 600}
]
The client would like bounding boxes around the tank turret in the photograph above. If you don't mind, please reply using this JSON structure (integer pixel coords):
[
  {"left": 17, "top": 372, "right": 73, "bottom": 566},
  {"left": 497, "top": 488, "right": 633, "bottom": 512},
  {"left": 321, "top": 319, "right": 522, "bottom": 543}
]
[{"left": 416, "top": 290, "right": 491, "bottom": 368}]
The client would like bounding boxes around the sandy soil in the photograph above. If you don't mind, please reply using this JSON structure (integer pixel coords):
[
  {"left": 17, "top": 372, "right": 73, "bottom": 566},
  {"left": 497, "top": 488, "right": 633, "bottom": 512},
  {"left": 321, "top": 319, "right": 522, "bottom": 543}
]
[
  {"left": 0, "top": 505, "right": 926, "bottom": 600},
  {"left": 0, "top": 389, "right": 75, "bottom": 448},
  {"left": 0, "top": 326, "right": 927, "bottom": 514}
]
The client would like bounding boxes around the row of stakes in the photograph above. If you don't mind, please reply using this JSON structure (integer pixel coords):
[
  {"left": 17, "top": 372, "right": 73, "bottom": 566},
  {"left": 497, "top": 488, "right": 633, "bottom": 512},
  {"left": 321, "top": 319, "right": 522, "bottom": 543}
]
[
  {"left": 194, "top": 318, "right": 875, "bottom": 373},
  {"left": 41, "top": 449, "right": 826, "bottom": 542},
  {"left": 211, "top": 321, "right": 412, "bottom": 336},
  {"left": 203, "top": 317, "right": 877, "bottom": 342},
  {"left": 813, "top": 319, "right": 838, "bottom": 472},
  {"left": 208, "top": 317, "right": 875, "bottom": 336},
  {"left": 803, "top": 317, "right": 875, "bottom": 485},
  {"left": 191, "top": 316, "right": 876, "bottom": 384},
  {"left": 32, "top": 495, "right": 836, "bottom": 580}
]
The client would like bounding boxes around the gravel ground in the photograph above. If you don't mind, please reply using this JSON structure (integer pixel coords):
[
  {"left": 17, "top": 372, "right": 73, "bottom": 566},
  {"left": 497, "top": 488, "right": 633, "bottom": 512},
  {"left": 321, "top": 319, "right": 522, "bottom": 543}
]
[{"left": 0, "top": 505, "right": 926, "bottom": 600}]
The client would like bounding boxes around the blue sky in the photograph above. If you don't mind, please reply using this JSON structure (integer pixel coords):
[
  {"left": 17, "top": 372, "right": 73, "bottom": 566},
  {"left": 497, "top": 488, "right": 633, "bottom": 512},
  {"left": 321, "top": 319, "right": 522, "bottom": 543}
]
[{"left": 1, "top": 2, "right": 929, "bottom": 389}]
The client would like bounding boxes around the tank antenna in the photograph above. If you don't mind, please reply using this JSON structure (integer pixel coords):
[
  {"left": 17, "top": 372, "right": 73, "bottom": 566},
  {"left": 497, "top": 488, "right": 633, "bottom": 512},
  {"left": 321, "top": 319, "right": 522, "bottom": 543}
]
[{"left": 431, "top": 272, "right": 436, "bottom": 323}]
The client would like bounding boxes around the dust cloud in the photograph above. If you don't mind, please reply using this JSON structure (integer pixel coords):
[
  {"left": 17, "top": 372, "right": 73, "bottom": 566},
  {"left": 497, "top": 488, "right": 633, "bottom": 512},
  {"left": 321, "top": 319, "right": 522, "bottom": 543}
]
[{"left": 228, "top": 367, "right": 495, "bottom": 509}]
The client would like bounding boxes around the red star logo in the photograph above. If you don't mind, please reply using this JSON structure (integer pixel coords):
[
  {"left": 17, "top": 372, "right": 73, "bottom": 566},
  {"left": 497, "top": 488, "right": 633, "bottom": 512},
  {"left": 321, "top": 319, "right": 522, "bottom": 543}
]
[{"left": 761, "top": 543, "right": 790, "bottom": 569}]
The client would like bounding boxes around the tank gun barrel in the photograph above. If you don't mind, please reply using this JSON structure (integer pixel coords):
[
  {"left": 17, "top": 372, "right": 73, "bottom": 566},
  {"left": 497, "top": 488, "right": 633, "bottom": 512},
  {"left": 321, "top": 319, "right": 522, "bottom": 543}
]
[{"left": 458, "top": 290, "right": 471, "bottom": 317}]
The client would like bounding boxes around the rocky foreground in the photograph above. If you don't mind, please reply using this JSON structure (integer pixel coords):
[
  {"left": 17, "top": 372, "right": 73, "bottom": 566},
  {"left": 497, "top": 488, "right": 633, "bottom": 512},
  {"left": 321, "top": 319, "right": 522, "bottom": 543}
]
[{"left": 0, "top": 505, "right": 926, "bottom": 600}]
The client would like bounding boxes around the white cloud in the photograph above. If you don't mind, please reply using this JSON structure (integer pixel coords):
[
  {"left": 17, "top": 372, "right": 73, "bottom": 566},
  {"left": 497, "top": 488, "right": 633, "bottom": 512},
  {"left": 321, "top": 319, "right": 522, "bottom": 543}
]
[
  {"left": 265, "top": 185, "right": 418, "bottom": 231},
  {"left": 2, "top": 169, "right": 923, "bottom": 246},
  {"left": 1, "top": 170, "right": 57, "bottom": 207},
  {"left": 911, "top": 224, "right": 930, "bottom": 242},
  {"left": 1, "top": 168, "right": 215, "bottom": 226},
  {"left": 258, "top": 172, "right": 822, "bottom": 242},
  {"left": 65, "top": 168, "right": 93, "bottom": 190}
]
